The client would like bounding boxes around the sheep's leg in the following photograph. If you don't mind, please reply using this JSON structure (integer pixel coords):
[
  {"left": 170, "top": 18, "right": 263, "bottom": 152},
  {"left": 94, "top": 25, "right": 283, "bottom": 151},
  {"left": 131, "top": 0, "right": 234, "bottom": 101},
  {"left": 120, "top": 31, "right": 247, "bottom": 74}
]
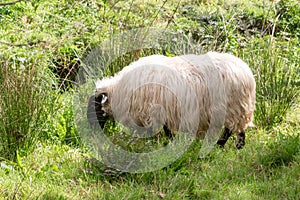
[
  {"left": 236, "top": 131, "right": 245, "bottom": 149},
  {"left": 217, "top": 127, "right": 232, "bottom": 147},
  {"left": 163, "top": 125, "right": 173, "bottom": 138}
]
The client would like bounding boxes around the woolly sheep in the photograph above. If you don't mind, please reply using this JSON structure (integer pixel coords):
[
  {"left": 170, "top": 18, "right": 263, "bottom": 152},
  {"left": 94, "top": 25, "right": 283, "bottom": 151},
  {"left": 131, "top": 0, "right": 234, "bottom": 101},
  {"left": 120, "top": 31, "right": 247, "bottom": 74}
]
[{"left": 87, "top": 52, "right": 256, "bottom": 149}]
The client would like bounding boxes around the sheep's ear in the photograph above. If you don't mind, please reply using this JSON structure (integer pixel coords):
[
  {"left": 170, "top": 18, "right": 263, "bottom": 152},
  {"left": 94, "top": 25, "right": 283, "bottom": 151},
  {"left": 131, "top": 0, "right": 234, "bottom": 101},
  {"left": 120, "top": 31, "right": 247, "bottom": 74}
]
[{"left": 100, "top": 93, "right": 108, "bottom": 104}]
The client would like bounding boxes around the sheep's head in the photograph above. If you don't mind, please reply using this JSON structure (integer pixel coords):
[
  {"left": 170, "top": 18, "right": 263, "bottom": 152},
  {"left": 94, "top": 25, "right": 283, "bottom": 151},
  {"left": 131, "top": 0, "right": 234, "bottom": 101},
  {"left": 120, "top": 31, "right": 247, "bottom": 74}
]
[{"left": 87, "top": 91, "right": 112, "bottom": 129}]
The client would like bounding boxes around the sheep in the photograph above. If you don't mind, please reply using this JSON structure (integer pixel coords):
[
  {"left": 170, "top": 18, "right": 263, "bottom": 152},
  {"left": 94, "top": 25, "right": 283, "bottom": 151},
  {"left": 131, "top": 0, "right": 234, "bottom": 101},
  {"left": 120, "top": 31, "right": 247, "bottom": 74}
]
[{"left": 87, "top": 52, "right": 256, "bottom": 149}]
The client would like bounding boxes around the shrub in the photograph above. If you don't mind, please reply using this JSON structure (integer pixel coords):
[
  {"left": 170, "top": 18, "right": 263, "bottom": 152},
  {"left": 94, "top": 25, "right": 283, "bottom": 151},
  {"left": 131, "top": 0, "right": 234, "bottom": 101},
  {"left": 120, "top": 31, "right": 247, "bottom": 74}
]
[{"left": 276, "top": 0, "right": 300, "bottom": 39}]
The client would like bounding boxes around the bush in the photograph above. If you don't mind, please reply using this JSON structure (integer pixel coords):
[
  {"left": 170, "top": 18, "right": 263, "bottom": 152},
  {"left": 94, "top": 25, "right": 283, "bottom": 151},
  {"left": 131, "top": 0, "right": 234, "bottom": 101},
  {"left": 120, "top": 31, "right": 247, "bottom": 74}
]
[{"left": 276, "top": 0, "right": 300, "bottom": 39}]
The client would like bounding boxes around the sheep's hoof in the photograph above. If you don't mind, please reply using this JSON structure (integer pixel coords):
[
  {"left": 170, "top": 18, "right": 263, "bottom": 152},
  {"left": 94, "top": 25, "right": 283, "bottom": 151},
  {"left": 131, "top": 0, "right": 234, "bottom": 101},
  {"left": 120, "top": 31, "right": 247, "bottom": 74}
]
[
  {"left": 216, "top": 139, "right": 226, "bottom": 148},
  {"left": 236, "top": 131, "right": 245, "bottom": 149},
  {"left": 216, "top": 127, "right": 232, "bottom": 148},
  {"left": 236, "top": 141, "right": 245, "bottom": 149}
]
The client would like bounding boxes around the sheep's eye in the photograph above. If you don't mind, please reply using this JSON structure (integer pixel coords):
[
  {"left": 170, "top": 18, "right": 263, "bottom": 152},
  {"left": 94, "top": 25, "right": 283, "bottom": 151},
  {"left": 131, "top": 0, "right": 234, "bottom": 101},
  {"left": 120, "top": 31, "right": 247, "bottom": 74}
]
[
  {"left": 101, "top": 93, "right": 108, "bottom": 104},
  {"left": 101, "top": 95, "right": 108, "bottom": 104}
]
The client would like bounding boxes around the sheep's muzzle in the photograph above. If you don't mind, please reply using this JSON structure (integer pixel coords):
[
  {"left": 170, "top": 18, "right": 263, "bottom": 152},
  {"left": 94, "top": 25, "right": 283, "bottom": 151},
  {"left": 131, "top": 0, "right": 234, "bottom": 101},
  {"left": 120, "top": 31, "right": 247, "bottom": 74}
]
[{"left": 87, "top": 94, "right": 109, "bottom": 129}]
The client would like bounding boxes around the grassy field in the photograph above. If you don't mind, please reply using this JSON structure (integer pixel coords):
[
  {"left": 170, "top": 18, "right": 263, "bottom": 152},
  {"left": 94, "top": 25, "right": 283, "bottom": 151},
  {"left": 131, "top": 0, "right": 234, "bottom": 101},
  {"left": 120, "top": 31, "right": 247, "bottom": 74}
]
[{"left": 0, "top": 0, "right": 299, "bottom": 199}]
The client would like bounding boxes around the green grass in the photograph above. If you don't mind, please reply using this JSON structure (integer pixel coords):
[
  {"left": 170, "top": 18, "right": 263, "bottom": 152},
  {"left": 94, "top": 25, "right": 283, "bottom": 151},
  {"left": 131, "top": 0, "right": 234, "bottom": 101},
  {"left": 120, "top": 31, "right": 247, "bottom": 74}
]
[
  {"left": 0, "top": 0, "right": 299, "bottom": 199},
  {"left": 0, "top": 54, "right": 56, "bottom": 160},
  {"left": 0, "top": 125, "right": 299, "bottom": 199}
]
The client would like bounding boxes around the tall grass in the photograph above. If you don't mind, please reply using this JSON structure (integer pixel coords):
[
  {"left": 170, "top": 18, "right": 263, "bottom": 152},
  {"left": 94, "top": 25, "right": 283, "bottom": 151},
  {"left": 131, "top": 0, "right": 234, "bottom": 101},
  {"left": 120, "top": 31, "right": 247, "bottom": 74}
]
[
  {"left": 241, "top": 38, "right": 300, "bottom": 128},
  {"left": 0, "top": 56, "right": 55, "bottom": 160}
]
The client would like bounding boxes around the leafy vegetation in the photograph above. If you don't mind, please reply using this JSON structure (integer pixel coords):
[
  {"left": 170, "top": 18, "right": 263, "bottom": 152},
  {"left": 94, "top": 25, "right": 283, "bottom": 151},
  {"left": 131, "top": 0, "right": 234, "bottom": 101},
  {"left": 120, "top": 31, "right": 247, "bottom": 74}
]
[{"left": 0, "top": 0, "right": 299, "bottom": 199}]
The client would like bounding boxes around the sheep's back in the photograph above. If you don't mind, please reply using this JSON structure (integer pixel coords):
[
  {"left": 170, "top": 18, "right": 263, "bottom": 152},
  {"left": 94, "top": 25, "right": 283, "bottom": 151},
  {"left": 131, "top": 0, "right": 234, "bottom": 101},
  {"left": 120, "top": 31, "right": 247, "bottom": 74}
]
[{"left": 110, "top": 56, "right": 203, "bottom": 135}]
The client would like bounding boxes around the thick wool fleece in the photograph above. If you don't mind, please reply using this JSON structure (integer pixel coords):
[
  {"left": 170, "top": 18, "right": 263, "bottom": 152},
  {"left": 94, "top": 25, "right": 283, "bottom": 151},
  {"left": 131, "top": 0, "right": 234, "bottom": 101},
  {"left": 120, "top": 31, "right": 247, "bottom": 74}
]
[{"left": 94, "top": 52, "right": 255, "bottom": 138}]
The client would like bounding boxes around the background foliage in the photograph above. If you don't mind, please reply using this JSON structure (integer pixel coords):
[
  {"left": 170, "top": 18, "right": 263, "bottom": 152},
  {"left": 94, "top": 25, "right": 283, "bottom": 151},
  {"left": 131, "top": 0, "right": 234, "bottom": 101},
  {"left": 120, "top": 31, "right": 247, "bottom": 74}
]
[{"left": 0, "top": 0, "right": 299, "bottom": 199}]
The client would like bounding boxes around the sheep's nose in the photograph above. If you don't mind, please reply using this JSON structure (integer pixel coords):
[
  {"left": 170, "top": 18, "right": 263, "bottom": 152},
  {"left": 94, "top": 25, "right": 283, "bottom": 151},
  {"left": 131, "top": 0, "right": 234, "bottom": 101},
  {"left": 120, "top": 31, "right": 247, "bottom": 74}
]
[{"left": 87, "top": 95, "right": 109, "bottom": 129}]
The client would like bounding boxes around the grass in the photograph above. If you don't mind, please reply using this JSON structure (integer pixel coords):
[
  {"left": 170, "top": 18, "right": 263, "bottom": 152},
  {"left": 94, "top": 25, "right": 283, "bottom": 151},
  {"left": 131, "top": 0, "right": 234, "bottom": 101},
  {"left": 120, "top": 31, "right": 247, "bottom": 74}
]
[
  {"left": 0, "top": 55, "right": 56, "bottom": 160},
  {"left": 241, "top": 37, "right": 300, "bottom": 128},
  {"left": 0, "top": 125, "right": 299, "bottom": 199},
  {"left": 0, "top": 0, "right": 299, "bottom": 199}
]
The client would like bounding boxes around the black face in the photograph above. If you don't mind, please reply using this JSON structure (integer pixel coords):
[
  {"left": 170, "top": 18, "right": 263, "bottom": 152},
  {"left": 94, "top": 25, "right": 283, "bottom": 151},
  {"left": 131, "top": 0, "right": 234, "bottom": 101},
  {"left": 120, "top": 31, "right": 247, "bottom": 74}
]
[{"left": 87, "top": 94, "right": 110, "bottom": 129}]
